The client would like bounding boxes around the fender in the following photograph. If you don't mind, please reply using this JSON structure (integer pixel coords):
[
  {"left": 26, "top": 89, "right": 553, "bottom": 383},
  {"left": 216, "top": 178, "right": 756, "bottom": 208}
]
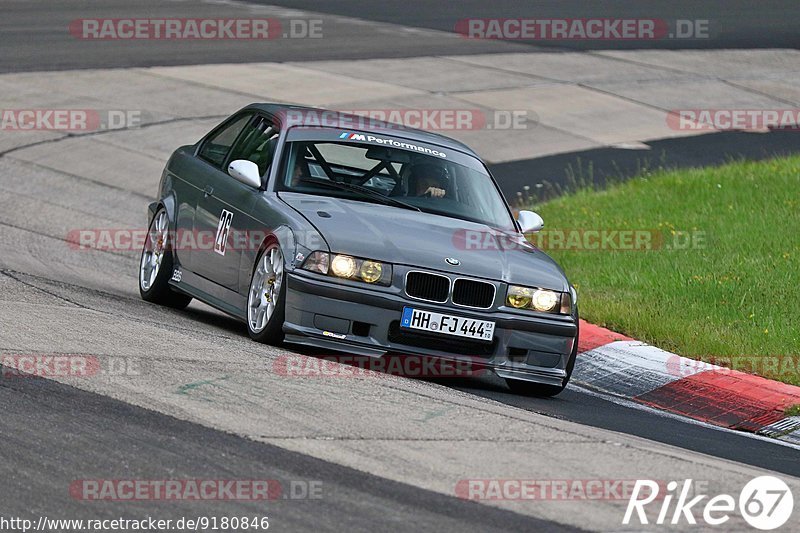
[
  {"left": 147, "top": 201, "right": 158, "bottom": 224},
  {"left": 151, "top": 147, "right": 191, "bottom": 227},
  {"left": 149, "top": 192, "right": 178, "bottom": 229},
  {"left": 236, "top": 224, "right": 298, "bottom": 295},
  {"left": 271, "top": 224, "right": 298, "bottom": 268}
]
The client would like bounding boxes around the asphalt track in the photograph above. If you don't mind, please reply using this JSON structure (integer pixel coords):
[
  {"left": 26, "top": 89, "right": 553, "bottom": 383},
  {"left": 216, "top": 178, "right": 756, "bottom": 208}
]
[
  {"left": 3, "top": 0, "right": 798, "bottom": 73},
  {"left": 4, "top": 0, "right": 797, "bottom": 198},
  {"left": 256, "top": 0, "right": 800, "bottom": 50},
  {"left": 2, "top": 1, "right": 800, "bottom": 531},
  {"left": 0, "top": 0, "right": 527, "bottom": 73},
  {"left": 0, "top": 366, "right": 574, "bottom": 532},
  {"left": 491, "top": 129, "right": 800, "bottom": 200}
]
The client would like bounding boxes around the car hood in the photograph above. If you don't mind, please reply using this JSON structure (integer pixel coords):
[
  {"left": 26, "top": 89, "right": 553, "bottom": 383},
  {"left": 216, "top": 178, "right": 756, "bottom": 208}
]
[{"left": 279, "top": 193, "right": 569, "bottom": 291}]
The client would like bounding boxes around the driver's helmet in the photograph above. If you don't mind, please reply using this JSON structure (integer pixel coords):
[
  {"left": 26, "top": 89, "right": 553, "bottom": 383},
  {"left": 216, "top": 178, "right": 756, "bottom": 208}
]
[{"left": 408, "top": 162, "right": 448, "bottom": 195}]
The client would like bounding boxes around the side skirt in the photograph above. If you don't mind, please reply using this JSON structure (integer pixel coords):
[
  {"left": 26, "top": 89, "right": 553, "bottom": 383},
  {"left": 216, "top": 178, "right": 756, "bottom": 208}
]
[{"left": 169, "top": 265, "right": 247, "bottom": 321}]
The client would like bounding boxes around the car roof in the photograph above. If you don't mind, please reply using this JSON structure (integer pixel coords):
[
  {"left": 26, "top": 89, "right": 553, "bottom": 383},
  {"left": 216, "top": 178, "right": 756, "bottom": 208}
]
[{"left": 243, "top": 103, "right": 481, "bottom": 159}]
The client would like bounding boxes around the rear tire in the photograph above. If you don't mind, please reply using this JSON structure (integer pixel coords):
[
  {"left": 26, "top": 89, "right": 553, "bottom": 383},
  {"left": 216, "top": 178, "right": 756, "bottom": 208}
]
[
  {"left": 247, "top": 243, "right": 286, "bottom": 345},
  {"left": 505, "top": 315, "right": 579, "bottom": 397},
  {"left": 138, "top": 208, "right": 192, "bottom": 309}
]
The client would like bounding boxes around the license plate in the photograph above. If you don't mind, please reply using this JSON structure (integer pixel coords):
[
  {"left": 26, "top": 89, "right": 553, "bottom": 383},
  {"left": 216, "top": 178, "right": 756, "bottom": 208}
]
[{"left": 401, "top": 307, "right": 495, "bottom": 341}]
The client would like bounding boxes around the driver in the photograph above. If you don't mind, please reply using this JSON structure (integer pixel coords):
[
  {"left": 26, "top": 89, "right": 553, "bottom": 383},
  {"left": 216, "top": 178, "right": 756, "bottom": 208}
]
[
  {"left": 290, "top": 157, "right": 311, "bottom": 187},
  {"left": 409, "top": 163, "right": 448, "bottom": 198}
]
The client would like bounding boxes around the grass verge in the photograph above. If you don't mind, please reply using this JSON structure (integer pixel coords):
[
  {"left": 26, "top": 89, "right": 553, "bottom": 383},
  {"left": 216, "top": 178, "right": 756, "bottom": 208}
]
[{"left": 533, "top": 156, "right": 800, "bottom": 385}]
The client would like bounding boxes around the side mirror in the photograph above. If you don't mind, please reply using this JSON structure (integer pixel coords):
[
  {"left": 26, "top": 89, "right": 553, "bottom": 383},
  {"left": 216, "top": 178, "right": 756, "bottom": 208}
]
[
  {"left": 228, "top": 159, "right": 261, "bottom": 188},
  {"left": 517, "top": 210, "right": 544, "bottom": 233}
]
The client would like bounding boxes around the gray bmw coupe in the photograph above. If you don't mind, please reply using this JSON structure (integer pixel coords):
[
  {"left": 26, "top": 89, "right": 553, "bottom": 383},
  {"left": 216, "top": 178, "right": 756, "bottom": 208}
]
[{"left": 139, "top": 103, "right": 579, "bottom": 396}]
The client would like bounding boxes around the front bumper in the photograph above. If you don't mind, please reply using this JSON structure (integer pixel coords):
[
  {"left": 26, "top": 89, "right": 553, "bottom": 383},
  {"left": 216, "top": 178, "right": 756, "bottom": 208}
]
[{"left": 283, "top": 271, "right": 577, "bottom": 386}]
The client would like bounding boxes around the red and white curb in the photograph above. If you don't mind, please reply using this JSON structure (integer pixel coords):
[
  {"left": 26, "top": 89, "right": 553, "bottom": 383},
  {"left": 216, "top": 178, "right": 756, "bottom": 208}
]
[{"left": 573, "top": 320, "right": 800, "bottom": 442}]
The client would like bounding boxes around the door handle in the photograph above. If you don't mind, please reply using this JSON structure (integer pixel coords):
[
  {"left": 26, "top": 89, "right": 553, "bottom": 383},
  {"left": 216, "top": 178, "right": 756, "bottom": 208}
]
[{"left": 203, "top": 185, "right": 214, "bottom": 198}]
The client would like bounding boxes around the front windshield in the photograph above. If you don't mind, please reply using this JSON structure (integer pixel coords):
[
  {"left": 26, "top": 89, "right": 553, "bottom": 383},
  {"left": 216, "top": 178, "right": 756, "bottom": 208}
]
[{"left": 278, "top": 139, "right": 515, "bottom": 230}]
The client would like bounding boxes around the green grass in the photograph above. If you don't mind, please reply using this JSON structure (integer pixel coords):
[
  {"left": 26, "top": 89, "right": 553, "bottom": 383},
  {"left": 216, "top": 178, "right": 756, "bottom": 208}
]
[{"left": 532, "top": 156, "right": 800, "bottom": 385}]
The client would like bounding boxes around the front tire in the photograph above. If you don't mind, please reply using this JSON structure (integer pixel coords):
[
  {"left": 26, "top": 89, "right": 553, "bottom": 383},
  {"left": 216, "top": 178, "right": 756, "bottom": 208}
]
[
  {"left": 138, "top": 208, "right": 192, "bottom": 309},
  {"left": 247, "top": 243, "right": 286, "bottom": 344},
  {"left": 505, "top": 317, "right": 579, "bottom": 397}
]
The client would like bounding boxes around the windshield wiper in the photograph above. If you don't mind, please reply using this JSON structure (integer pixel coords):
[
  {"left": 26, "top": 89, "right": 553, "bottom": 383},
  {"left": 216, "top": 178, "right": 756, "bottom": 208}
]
[{"left": 298, "top": 178, "right": 421, "bottom": 212}]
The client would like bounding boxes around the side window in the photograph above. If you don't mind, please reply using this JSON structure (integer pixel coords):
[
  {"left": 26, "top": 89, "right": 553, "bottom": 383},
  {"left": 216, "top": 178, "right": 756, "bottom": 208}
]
[
  {"left": 198, "top": 114, "right": 251, "bottom": 168},
  {"left": 228, "top": 116, "right": 280, "bottom": 177}
]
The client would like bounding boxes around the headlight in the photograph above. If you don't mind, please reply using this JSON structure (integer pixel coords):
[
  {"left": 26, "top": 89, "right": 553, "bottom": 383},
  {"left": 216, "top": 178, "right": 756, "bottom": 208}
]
[
  {"left": 360, "top": 260, "right": 383, "bottom": 283},
  {"left": 560, "top": 290, "right": 573, "bottom": 314},
  {"left": 532, "top": 289, "right": 559, "bottom": 312},
  {"left": 506, "top": 285, "right": 568, "bottom": 314},
  {"left": 302, "top": 251, "right": 329, "bottom": 274},
  {"left": 507, "top": 285, "right": 533, "bottom": 309},
  {"left": 331, "top": 254, "right": 357, "bottom": 278},
  {"left": 302, "top": 251, "right": 391, "bottom": 286}
]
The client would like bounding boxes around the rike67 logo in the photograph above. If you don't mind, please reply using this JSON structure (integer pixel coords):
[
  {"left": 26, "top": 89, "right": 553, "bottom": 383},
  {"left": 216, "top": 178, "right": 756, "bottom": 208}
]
[{"left": 624, "top": 476, "right": 793, "bottom": 530}]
